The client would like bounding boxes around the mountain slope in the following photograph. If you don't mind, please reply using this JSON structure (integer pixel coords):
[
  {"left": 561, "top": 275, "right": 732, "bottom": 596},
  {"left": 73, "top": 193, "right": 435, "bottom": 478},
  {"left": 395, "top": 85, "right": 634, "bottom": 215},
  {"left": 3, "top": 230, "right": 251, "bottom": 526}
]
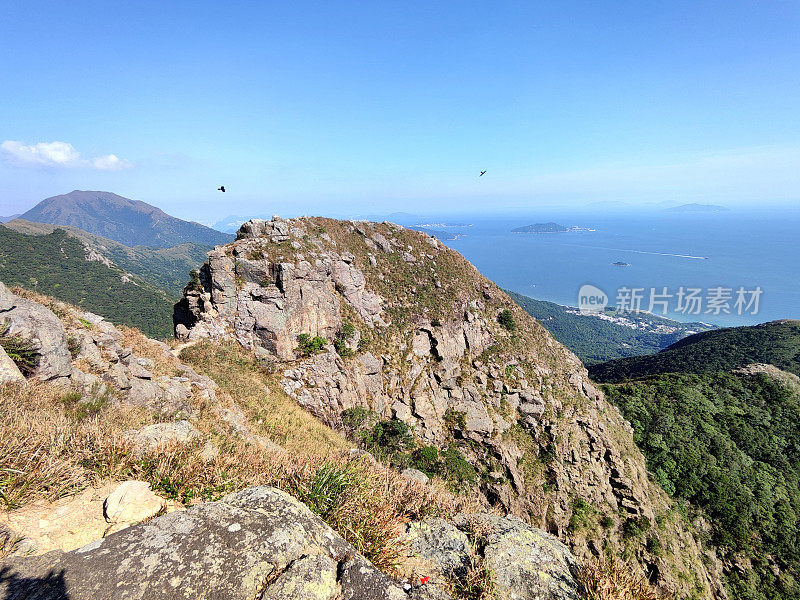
[
  {"left": 19, "top": 190, "right": 232, "bottom": 248},
  {"left": 5, "top": 219, "right": 210, "bottom": 297},
  {"left": 509, "top": 291, "right": 715, "bottom": 364},
  {"left": 173, "top": 216, "right": 727, "bottom": 598},
  {"left": 603, "top": 368, "right": 800, "bottom": 600},
  {"left": 589, "top": 320, "right": 800, "bottom": 383},
  {"left": 0, "top": 225, "right": 174, "bottom": 337}
]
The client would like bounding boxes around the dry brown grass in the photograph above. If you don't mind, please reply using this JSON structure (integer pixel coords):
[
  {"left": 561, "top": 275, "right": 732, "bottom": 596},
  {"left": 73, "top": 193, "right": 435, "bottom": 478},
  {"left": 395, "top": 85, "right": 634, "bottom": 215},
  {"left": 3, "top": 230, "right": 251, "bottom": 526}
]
[
  {"left": 0, "top": 526, "right": 23, "bottom": 559},
  {"left": 0, "top": 378, "right": 473, "bottom": 572},
  {"left": 0, "top": 383, "right": 151, "bottom": 508},
  {"left": 117, "top": 325, "right": 182, "bottom": 378},
  {"left": 578, "top": 559, "right": 666, "bottom": 600},
  {"left": 179, "top": 340, "right": 351, "bottom": 456}
]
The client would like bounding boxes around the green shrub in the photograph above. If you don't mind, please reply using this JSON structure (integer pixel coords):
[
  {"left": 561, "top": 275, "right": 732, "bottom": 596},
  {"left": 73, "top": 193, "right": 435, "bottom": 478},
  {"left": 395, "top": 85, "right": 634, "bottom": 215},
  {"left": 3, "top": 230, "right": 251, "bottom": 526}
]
[
  {"left": 567, "top": 497, "right": 597, "bottom": 533},
  {"left": 297, "top": 333, "right": 328, "bottom": 357},
  {"left": 0, "top": 322, "right": 38, "bottom": 376},
  {"left": 440, "top": 446, "right": 477, "bottom": 488},
  {"left": 444, "top": 407, "right": 467, "bottom": 431},
  {"left": 333, "top": 322, "right": 356, "bottom": 357},
  {"left": 300, "top": 462, "right": 358, "bottom": 518},
  {"left": 646, "top": 534, "right": 664, "bottom": 556},
  {"left": 188, "top": 269, "right": 203, "bottom": 292},
  {"left": 67, "top": 334, "right": 82, "bottom": 358},
  {"left": 341, "top": 322, "right": 355, "bottom": 339},
  {"left": 410, "top": 445, "right": 440, "bottom": 476},
  {"left": 622, "top": 516, "right": 650, "bottom": 540},
  {"left": 498, "top": 309, "right": 516, "bottom": 331},
  {"left": 366, "top": 419, "right": 414, "bottom": 457}
]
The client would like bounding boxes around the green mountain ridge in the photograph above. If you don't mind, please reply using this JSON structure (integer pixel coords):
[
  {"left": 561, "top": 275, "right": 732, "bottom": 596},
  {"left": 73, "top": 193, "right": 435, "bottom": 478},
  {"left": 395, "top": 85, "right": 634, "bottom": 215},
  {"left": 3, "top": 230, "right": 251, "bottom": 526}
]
[
  {"left": 594, "top": 320, "right": 800, "bottom": 598},
  {"left": 5, "top": 219, "right": 210, "bottom": 297},
  {"left": 589, "top": 320, "right": 800, "bottom": 382},
  {"left": 604, "top": 367, "right": 800, "bottom": 600},
  {"left": 0, "top": 225, "right": 174, "bottom": 338}
]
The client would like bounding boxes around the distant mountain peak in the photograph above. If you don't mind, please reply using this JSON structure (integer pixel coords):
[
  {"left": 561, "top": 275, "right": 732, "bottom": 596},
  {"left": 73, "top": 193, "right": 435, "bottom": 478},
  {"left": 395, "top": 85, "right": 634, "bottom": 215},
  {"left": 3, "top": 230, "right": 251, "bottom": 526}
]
[{"left": 19, "top": 190, "right": 233, "bottom": 248}]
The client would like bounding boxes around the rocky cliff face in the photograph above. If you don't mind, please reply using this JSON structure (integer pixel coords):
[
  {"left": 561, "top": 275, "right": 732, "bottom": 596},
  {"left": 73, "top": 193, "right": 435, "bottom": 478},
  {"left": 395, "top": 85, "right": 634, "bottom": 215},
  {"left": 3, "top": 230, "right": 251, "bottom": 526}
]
[
  {"left": 1, "top": 278, "right": 584, "bottom": 600},
  {"left": 175, "top": 216, "right": 727, "bottom": 598}
]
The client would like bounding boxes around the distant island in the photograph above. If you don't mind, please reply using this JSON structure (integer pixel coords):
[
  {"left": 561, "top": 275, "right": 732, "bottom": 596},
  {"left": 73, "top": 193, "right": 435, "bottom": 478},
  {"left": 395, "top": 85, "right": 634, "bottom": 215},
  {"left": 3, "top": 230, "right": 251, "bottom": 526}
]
[
  {"left": 414, "top": 222, "right": 472, "bottom": 228},
  {"left": 409, "top": 226, "right": 464, "bottom": 240},
  {"left": 665, "top": 203, "right": 730, "bottom": 213},
  {"left": 611, "top": 261, "right": 630, "bottom": 267},
  {"left": 512, "top": 222, "right": 595, "bottom": 233}
]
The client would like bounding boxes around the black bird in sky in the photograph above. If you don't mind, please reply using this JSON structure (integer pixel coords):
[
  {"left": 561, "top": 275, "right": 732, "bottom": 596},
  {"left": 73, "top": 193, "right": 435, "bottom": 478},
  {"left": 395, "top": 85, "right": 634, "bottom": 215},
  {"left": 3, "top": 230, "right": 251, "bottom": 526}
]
[
  {"left": 218, "top": 186, "right": 226, "bottom": 192},
  {"left": 479, "top": 170, "right": 486, "bottom": 177}
]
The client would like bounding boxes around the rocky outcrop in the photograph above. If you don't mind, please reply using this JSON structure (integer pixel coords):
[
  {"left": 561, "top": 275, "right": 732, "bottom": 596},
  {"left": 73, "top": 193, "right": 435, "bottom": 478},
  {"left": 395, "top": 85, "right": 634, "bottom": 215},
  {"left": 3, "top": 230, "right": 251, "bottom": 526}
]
[
  {"left": 102, "top": 481, "right": 166, "bottom": 530},
  {"left": 0, "top": 486, "right": 428, "bottom": 600},
  {"left": 404, "top": 514, "right": 580, "bottom": 600},
  {"left": 123, "top": 420, "right": 201, "bottom": 453},
  {"left": 173, "top": 217, "right": 386, "bottom": 360},
  {"left": 0, "top": 281, "right": 219, "bottom": 419},
  {"left": 172, "top": 216, "right": 726, "bottom": 598},
  {"left": 1, "top": 481, "right": 174, "bottom": 556},
  {"left": 0, "top": 281, "right": 72, "bottom": 380}
]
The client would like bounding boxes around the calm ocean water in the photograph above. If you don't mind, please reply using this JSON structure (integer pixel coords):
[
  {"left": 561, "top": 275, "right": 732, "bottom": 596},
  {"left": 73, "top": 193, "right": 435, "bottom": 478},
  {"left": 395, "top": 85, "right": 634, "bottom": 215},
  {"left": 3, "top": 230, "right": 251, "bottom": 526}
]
[{"left": 428, "top": 209, "right": 800, "bottom": 327}]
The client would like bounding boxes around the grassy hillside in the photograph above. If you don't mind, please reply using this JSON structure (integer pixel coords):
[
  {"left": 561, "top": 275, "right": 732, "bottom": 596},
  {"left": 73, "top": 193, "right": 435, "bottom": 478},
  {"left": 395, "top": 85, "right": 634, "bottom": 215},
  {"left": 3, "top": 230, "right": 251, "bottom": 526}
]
[
  {"left": 589, "top": 320, "right": 800, "bottom": 383},
  {"left": 19, "top": 190, "right": 232, "bottom": 248},
  {"left": 0, "top": 226, "right": 174, "bottom": 338},
  {"left": 508, "top": 291, "right": 714, "bottom": 365},
  {"left": 604, "top": 370, "right": 800, "bottom": 600},
  {"left": 6, "top": 218, "right": 209, "bottom": 297}
]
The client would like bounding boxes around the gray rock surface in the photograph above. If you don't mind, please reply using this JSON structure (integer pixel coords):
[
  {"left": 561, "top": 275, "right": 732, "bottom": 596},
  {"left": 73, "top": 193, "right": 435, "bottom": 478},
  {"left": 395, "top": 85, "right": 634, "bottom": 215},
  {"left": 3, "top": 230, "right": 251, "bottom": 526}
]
[
  {"left": 0, "top": 281, "right": 72, "bottom": 380},
  {"left": 0, "top": 486, "right": 413, "bottom": 600},
  {"left": 454, "top": 514, "right": 579, "bottom": 600},
  {"left": 402, "top": 514, "right": 579, "bottom": 600},
  {"left": 401, "top": 468, "right": 430, "bottom": 485},
  {"left": 124, "top": 420, "right": 201, "bottom": 452},
  {"left": 0, "top": 345, "right": 25, "bottom": 384}
]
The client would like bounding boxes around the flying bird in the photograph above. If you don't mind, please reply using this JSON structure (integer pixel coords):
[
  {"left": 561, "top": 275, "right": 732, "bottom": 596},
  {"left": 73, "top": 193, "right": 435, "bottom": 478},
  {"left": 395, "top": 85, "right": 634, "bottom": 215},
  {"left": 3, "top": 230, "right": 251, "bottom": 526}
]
[
  {"left": 218, "top": 186, "right": 226, "bottom": 192},
  {"left": 479, "top": 170, "right": 486, "bottom": 177}
]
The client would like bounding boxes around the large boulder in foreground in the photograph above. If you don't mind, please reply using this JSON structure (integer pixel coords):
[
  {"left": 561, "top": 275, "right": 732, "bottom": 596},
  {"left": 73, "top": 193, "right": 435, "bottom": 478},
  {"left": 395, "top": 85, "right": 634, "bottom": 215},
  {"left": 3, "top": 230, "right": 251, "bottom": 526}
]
[
  {"left": 0, "top": 486, "right": 421, "bottom": 600},
  {"left": 404, "top": 513, "right": 579, "bottom": 600}
]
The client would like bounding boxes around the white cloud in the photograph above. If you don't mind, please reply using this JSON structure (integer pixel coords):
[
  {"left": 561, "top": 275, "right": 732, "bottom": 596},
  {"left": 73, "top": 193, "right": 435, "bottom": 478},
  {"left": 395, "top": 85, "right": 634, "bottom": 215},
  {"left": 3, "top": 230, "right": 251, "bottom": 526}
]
[
  {"left": 1, "top": 140, "right": 133, "bottom": 171},
  {"left": 90, "top": 153, "right": 133, "bottom": 171}
]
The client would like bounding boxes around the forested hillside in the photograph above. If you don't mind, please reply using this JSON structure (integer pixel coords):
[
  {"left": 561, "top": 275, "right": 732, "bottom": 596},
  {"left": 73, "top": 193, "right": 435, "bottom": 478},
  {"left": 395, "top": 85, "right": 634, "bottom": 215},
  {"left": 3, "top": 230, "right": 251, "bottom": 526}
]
[
  {"left": 19, "top": 190, "right": 232, "bottom": 248},
  {"left": 508, "top": 291, "right": 713, "bottom": 364},
  {"left": 604, "top": 369, "right": 800, "bottom": 600},
  {"left": 5, "top": 219, "right": 209, "bottom": 297},
  {"left": 0, "top": 226, "right": 174, "bottom": 338},
  {"left": 590, "top": 320, "right": 800, "bottom": 382}
]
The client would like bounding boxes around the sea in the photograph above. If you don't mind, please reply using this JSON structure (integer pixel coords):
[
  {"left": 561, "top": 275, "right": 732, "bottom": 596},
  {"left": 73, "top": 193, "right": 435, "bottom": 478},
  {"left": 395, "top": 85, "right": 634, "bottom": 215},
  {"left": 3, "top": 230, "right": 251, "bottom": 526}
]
[{"left": 416, "top": 208, "right": 800, "bottom": 327}]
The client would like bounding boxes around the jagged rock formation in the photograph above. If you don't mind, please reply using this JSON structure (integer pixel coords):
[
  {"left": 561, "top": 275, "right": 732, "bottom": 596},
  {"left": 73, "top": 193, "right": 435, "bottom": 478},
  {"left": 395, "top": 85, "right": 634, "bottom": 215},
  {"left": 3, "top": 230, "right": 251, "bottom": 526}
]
[
  {"left": 0, "top": 280, "right": 215, "bottom": 418},
  {"left": 175, "top": 216, "right": 727, "bottom": 598},
  {"left": 0, "top": 486, "right": 424, "bottom": 600}
]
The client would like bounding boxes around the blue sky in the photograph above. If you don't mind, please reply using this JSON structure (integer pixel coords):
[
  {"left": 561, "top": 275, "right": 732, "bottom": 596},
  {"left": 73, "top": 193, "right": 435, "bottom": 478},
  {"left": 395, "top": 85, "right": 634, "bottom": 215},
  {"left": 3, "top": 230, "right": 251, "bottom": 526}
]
[{"left": 1, "top": 0, "right": 799, "bottom": 223}]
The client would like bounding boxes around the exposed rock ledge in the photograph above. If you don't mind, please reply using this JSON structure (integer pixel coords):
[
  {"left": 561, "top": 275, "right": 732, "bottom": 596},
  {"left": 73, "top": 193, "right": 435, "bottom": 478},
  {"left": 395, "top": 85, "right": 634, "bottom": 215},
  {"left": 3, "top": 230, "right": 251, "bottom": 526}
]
[
  {"left": 1, "top": 485, "right": 581, "bottom": 600},
  {"left": 1, "top": 487, "right": 413, "bottom": 600}
]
